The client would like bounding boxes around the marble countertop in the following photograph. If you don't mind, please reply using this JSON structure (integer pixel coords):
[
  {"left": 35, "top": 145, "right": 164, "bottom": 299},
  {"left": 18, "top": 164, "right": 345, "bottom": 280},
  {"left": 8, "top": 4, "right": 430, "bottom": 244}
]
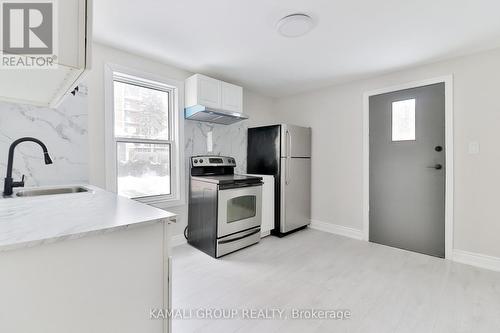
[{"left": 0, "top": 185, "right": 176, "bottom": 252}]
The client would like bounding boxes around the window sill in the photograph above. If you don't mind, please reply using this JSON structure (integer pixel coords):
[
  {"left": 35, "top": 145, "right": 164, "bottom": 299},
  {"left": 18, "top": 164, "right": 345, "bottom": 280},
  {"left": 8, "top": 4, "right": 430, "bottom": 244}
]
[{"left": 133, "top": 196, "right": 186, "bottom": 210}]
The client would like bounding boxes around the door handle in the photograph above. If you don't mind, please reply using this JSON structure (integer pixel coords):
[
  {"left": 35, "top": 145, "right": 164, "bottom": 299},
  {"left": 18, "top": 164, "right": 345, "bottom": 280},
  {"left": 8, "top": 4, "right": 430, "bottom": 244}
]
[
  {"left": 288, "top": 130, "right": 292, "bottom": 159},
  {"left": 285, "top": 159, "right": 290, "bottom": 185},
  {"left": 218, "top": 228, "right": 261, "bottom": 244},
  {"left": 427, "top": 164, "right": 443, "bottom": 170}
]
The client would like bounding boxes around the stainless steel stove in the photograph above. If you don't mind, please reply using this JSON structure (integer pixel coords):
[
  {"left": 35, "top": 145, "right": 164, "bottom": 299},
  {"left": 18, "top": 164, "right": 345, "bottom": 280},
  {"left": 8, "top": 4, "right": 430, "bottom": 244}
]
[{"left": 187, "top": 156, "right": 263, "bottom": 258}]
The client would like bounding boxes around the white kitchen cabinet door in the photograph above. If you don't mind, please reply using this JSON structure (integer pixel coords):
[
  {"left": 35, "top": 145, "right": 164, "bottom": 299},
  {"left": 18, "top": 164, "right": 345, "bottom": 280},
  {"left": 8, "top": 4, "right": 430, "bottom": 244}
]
[
  {"left": 0, "top": 0, "right": 91, "bottom": 108},
  {"left": 185, "top": 74, "right": 221, "bottom": 109},
  {"left": 221, "top": 81, "right": 243, "bottom": 113},
  {"left": 58, "top": 0, "right": 88, "bottom": 69}
]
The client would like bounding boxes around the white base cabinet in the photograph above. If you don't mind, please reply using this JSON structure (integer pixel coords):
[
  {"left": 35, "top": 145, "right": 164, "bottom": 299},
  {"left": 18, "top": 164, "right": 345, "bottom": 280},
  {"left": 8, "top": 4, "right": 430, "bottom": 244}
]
[
  {"left": 0, "top": 221, "right": 172, "bottom": 333},
  {"left": 245, "top": 174, "right": 275, "bottom": 236}
]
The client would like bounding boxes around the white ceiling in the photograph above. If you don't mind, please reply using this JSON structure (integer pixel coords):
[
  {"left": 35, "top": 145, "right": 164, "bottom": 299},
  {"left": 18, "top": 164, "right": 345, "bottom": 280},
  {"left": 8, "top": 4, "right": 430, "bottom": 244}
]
[{"left": 94, "top": 0, "right": 500, "bottom": 97}]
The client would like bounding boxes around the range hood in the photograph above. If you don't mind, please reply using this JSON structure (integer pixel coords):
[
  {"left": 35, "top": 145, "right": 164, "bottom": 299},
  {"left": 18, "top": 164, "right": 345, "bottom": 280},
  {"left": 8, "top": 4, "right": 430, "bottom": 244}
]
[{"left": 185, "top": 105, "right": 249, "bottom": 125}]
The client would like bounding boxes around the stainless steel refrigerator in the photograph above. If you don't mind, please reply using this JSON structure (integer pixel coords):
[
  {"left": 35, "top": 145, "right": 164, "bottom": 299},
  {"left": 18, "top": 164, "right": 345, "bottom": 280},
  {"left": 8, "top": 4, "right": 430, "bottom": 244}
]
[{"left": 247, "top": 124, "right": 311, "bottom": 236}]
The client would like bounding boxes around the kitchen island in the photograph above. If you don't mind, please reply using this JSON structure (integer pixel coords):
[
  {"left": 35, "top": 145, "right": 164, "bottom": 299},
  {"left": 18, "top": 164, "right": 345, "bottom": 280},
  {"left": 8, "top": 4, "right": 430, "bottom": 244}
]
[{"left": 0, "top": 185, "right": 175, "bottom": 333}]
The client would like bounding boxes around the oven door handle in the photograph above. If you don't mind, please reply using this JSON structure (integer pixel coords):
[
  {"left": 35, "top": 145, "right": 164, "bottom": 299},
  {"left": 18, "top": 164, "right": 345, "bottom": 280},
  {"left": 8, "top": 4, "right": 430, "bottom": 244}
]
[
  {"left": 218, "top": 228, "right": 261, "bottom": 244},
  {"left": 219, "top": 182, "right": 263, "bottom": 190}
]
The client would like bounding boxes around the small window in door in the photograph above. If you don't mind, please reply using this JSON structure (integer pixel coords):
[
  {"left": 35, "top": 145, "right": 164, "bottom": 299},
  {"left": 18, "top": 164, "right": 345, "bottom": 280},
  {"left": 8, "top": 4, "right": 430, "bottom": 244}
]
[{"left": 392, "top": 99, "right": 416, "bottom": 141}]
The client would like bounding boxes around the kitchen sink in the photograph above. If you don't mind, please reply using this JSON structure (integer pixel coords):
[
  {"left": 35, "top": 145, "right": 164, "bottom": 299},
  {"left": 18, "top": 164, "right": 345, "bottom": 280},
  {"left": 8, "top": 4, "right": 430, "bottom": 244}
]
[{"left": 15, "top": 186, "right": 90, "bottom": 197}]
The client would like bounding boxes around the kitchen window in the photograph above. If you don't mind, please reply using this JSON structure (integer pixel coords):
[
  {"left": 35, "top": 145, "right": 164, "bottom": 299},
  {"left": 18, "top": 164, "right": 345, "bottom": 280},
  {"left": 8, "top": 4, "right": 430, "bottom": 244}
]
[{"left": 105, "top": 65, "right": 185, "bottom": 207}]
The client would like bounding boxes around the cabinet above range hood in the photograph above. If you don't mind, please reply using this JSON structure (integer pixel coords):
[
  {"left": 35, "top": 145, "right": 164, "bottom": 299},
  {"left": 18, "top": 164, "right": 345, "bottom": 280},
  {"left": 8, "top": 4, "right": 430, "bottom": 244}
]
[{"left": 184, "top": 74, "right": 248, "bottom": 125}]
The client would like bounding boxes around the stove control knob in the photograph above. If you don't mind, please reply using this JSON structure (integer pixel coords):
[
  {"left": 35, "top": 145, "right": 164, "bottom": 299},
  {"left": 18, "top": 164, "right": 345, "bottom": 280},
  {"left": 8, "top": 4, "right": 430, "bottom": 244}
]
[
  {"left": 193, "top": 159, "right": 198, "bottom": 164},
  {"left": 199, "top": 159, "right": 204, "bottom": 163}
]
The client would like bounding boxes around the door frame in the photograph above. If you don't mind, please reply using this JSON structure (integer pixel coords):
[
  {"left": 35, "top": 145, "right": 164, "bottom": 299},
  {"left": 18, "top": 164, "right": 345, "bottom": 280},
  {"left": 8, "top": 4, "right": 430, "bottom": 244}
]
[{"left": 362, "top": 75, "right": 454, "bottom": 259}]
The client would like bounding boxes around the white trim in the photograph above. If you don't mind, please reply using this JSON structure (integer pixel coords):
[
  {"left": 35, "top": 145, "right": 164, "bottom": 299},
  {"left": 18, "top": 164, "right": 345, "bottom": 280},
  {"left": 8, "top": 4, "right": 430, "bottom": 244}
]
[
  {"left": 309, "top": 220, "right": 363, "bottom": 240},
  {"left": 362, "top": 75, "right": 454, "bottom": 259},
  {"left": 171, "top": 234, "right": 188, "bottom": 247},
  {"left": 261, "top": 230, "right": 271, "bottom": 238},
  {"left": 162, "top": 221, "right": 171, "bottom": 333},
  {"left": 453, "top": 250, "right": 500, "bottom": 272},
  {"left": 104, "top": 63, "right": 185, "bottom": 208}
]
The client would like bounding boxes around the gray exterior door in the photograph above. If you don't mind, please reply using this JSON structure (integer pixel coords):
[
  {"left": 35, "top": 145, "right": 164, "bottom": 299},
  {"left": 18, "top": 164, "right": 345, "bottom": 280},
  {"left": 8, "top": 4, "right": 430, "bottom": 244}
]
[{"left": 369, "top": 83, "right": 445, "bottom": 258}]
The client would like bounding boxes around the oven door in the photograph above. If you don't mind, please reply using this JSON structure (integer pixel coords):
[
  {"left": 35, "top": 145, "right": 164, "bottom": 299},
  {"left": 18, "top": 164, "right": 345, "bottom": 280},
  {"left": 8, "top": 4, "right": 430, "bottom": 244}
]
[{"left": 217, "top": 184, "right": 262, "bottom": 238}]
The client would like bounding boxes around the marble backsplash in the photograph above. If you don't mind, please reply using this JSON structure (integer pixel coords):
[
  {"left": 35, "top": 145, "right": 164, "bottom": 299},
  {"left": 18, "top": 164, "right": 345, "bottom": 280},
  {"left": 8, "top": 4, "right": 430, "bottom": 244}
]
[
  {"left": 0, "top": 86, "right": 88, "bottom": 190},
  {"left": 185, "top": 119, "right": 248, "bottom": 174}
]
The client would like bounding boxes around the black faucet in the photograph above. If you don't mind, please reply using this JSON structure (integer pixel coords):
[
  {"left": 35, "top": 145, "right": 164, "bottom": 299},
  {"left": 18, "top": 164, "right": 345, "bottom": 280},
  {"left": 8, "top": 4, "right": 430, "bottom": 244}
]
[{"left": 3, "top": 137, "right": 53, "bottom": 196}]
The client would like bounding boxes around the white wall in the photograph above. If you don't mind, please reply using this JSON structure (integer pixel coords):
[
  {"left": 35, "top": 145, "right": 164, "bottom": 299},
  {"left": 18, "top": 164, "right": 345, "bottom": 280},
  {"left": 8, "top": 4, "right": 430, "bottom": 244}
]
[
  {"left": 86, "top": 43, "right": 277, "bottom": 236},
  {"left": 244, "top": 89, "right": 279, "bottom": 127},
  {"left": 274, "top": 47, "right": 500, "bottom": 258}
]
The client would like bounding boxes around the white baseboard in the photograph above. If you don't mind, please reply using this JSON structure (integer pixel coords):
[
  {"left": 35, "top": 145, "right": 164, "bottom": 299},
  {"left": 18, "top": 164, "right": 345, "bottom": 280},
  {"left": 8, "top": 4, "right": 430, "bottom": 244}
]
[
  {"left": 452, "top": 249, "right": 500, "bottom": 272},
  {"left": 309, "top": 219, "right": 363, "bottom": 240},
  {"left": 171, "top": 234, "right": 187, "bottom": 247},
  {"left": 173, "top": 221, "right": 500, "bottom": 273}
]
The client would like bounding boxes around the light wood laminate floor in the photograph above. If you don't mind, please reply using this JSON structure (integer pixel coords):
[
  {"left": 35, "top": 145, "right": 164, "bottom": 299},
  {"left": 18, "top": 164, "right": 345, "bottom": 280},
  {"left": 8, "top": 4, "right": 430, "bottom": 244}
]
[{"left": 172, "top": 228, "right": 500, "bottom": 333}]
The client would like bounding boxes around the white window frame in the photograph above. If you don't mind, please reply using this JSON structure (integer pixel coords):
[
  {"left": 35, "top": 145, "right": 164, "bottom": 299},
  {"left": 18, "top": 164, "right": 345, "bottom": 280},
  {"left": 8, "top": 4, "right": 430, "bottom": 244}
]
[{"left": 104, "top": 63, "right": 185, "bottom": 208}]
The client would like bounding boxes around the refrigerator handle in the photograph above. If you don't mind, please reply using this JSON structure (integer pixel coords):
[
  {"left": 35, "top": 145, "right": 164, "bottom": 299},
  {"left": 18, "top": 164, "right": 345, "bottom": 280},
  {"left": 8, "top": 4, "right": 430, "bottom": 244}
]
[
  {"left": 286, "top": 130, "right": 291, "bottom": 185},
  {"left": 287, "top": 130, "right": 292, "bottom": 158}
]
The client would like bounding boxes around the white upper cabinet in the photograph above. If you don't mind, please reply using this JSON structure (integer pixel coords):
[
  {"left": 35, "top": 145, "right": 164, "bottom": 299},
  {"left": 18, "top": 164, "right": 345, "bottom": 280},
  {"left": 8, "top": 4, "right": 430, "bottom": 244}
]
[
  {"left": 221, "top": 81, "right": 243, "bottom": 113},
  {"left": 185, "top": 74, "right": 221, "bottom": 109},
  {"left": 197, "top": 75, "right": 221, "bottom": 109},
  {"left": 0, "top": 0, "right": 92, "bottom": 108},
  {"left": 185, "top": 74, "right": 243, "bottom": 113}
]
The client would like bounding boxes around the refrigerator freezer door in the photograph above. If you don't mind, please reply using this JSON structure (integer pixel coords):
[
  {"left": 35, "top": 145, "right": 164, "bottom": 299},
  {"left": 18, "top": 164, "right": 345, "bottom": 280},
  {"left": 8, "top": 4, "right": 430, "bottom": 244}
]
[
  {"left": 247, "top": 125, "right": 281, "bottom": 175},
  {"left": 280, "top": 157, "right": 311, "bottom": 233},
  {"left": 281, "top": 125, "right": 312, "bottom": 158}
]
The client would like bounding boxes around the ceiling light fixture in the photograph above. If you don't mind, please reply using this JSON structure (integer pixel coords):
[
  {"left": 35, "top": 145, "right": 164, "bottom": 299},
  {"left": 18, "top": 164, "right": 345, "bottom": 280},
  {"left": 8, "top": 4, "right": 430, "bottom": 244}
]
[{"left": 277, "top": 13, "right": 315, "bottom": 38}]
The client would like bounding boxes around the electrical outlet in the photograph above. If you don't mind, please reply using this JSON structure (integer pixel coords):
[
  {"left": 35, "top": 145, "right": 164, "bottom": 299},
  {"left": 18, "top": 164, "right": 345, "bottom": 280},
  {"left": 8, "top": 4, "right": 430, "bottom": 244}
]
[
  {"left": 468, "top": 141, "right": 480, "bottom": 154},
  {"left": 207, "top": 131, "right": 213, "bottom": 152}
]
